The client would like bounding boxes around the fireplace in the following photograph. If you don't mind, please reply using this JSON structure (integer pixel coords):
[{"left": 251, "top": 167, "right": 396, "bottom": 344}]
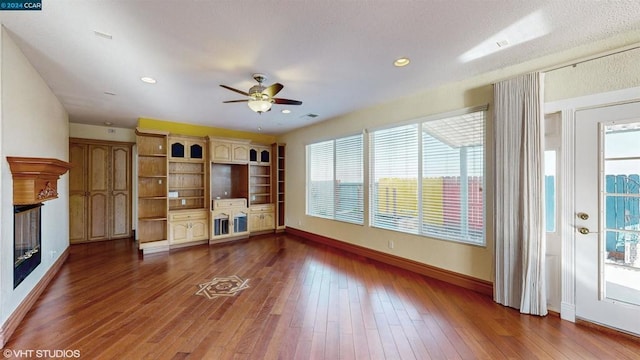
[
  {"left": 6, "top": 156, "right": 71, "bottom": 288},
  {"left": 14, "top": 204, "right": 42, "bottom": 288}
]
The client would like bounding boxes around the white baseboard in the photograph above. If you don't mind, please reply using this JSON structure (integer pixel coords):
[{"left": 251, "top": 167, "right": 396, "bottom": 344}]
[{"left": 561, "top": 302, "right": 576, "bottom": 322}]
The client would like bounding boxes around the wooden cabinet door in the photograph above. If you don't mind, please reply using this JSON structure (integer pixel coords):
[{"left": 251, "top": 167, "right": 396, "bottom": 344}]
[
  {"left": 88, "top": 144, "right": 109, "bottom": 241},
  {"left": 169, "top": 139, "right": 187, "bottom": 160},
  {"left": 191, "top": 219, "right": 208, "bottom": 241},
  {"left": 263, "top": 211, "right": 275, "bottom": 230},
  {"left": 170, "top": 221, "right": 189, "bottom": 243},
  {"left": 70, "top": 140, "right": 133, "bottom": 243},
  {"left": 110, "top": 145, "right": 131, "bottom": 238},
  {"left": 212, "top": 142, "right": 232, "bottom": 162},
  {"left": 69, "top": 143, "right": 88, "bottom": 243},
  {"left": 232, "top": 144, "right": 249, "bottom": 163},
  {"left": 249, "top": 213, "right": 262, "bottom": 232}
]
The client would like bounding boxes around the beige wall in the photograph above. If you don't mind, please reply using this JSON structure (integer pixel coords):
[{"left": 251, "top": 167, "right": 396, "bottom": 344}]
[
  {"left": 69, "top": 123, "right": 136, "bottom": 143},
  {"left": 0, "top": 29, "right": 70, "bottom": 327},
  {"left": 279, "top": 30, "right": 640, "bottom": 282}
]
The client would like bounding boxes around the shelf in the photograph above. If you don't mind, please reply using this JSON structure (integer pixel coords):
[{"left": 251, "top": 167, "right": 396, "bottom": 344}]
[
  {"left": 137, "top": 129, "right": 169, "bottom": 248},
  {"left": 139, "top": 216, "right": 168, "bottom": 221},
  {"left": 169, "top": 187, "right": 204, "bottom": 191},
  {"left": 169, "top": 171, "right": 204, "bottom": 175}
]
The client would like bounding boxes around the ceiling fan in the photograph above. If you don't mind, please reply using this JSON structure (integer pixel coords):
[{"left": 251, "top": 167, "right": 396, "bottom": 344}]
[{"left": 220, "top": 73, "right": 302, "bottom": 114}]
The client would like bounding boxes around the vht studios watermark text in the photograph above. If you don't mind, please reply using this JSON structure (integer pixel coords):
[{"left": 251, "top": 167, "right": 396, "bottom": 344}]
[
  {"left": 0, "top": 0, "right": 41, "bottom": 10},
  {"left": 3, "top": 348, "right": 80, "bottom": 358}
]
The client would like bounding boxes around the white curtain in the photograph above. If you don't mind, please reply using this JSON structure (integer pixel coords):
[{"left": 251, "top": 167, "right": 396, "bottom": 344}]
[{"left": 493, "top": 72, "right": 547, "bottom": 316}]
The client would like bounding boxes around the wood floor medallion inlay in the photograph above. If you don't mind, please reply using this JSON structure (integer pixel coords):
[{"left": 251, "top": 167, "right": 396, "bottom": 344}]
[{"left": 195, "top": 275, "right": 250, "bottom": 299}]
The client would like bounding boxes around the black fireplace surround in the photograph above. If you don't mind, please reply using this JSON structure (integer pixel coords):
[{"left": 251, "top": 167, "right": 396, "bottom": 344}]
[{"left": 14, "top": 203, "right": 42, "bottom": 288}]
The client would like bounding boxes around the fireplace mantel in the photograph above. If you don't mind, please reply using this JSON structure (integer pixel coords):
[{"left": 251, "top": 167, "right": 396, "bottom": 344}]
[{"left": 6, "top": 157, "right": 72, "bottom": 205}]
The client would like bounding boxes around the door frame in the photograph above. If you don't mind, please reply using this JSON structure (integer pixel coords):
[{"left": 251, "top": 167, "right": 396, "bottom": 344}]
[{"left": 545, "top": 85, "right": 640, "bottom": 323}]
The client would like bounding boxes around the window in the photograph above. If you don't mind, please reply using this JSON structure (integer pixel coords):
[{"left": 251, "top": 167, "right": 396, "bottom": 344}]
[
  {"left": 544, "top": 150, "right": 557, "bottom": 233},
  {"left": 370, "top": 108, "right": 486, "bottom": 244},
  {"left": 370, "top": 125, "right": 419, "bottom": 232},
  {"left": 307, "top": 134, "right": 364, "bottom": 224}
]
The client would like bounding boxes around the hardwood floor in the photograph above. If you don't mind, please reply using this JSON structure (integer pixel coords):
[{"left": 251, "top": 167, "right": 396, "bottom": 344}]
[{"left": 4, "top": 234, "right": 639, "bottom": 359}]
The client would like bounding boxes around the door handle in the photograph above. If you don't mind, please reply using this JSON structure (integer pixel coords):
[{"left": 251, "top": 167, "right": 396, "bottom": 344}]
[
  {"left": 577, "top": 227, "right": 597, "bottom": 235},
  {"left": 577, "top": 212, "right": 589, "bottom": 220}
]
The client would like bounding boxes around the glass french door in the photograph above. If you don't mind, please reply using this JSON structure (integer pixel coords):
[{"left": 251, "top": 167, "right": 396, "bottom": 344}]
[{"left": 574, "top": 101, "right": 640, "bottom": 336}]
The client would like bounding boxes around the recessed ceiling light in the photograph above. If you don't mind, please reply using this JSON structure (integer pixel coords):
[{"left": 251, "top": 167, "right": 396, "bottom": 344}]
[
  {"left": 104, "top": 121, "right": 113, "bottom": 126},
  {"left": 140, "top": 77, "right": 157, "bottom": 84},
  {"left": 393, "top": 57, "right": 410, "bottom": 67},
  {"left": 281, "top": 109, "right": 291, "bottom": 114}
]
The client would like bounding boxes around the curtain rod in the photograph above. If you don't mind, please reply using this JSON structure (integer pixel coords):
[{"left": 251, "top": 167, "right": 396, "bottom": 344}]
[
  {"left": 492, "top": 42, "right": 640, "bottom": 85},
  {"left": 541, "top": 43, "right": 640, "bottom": 73}
]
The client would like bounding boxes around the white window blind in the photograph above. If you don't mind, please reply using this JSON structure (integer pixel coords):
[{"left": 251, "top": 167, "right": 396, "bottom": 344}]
[
  {"left": 335, "top": 135, "right": 364, "bottom": 223},
  {"left": 370, "top": 124, "right": 420, "bottom": 233},
  {"left": 307, "top": 140, "right": 334, "bottom": 218},
  {"left": 422, "top": 111, "right": 484, "bottom": 244},
  {"left": 370, "top": 109, "right": 486, "bottom": 244},
  {"left": 307, "top": 134, "right": 363, "bottom": 224}
]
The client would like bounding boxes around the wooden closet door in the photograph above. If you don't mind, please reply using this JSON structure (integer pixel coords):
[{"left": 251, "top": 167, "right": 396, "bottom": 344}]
[
  {"left": 110, "top": 145, "right": 131, "bottom": 238},
  {"left": 69, "top": 142, "right": 88, "bottom": 243},
  {"left": 88, "top": 144, "right": 110, "bottom": 241}
]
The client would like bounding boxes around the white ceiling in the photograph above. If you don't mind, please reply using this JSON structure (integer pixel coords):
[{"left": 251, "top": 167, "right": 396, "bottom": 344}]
[{"left": 1, "top": 1, "right": 639, "bottom": 135}]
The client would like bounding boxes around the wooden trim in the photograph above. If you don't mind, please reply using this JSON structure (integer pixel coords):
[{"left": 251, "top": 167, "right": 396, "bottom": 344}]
[
  {"left": 6, "top": 157, "right": 72, "bottom": 205},
  {"left": 0, "top": 247, "right": 69, "bottom": 347},
  {"left": 136, "top": 127, "right": 170, "bottom": 137},
  {"left": 286, "top": 227, "right": 494, "bottom": 296},
  {"left": 6, "top": 156, "right": 71, "bottom": 177},
  {"left": 69, "top": 137, "right": 134, "bottom": 146}
]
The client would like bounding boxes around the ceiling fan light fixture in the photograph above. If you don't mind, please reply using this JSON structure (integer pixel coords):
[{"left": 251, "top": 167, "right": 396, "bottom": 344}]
[{"left": 248, "top": 98, "right": 272, "bottom": 113}]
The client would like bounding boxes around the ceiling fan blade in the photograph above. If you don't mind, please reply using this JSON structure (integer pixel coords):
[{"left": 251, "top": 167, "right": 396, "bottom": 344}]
[
  {"left": 223, "top": 99, "right": 249, "bottom": 103},
  {"left": 263, "top": 83, "right": 284, "bottom": 97},
  {"left": 220, "top": 84, "right": 249, "bottom": 96},
  {"left": 273, "top": 98, "right": 302, "bottom": 105}
]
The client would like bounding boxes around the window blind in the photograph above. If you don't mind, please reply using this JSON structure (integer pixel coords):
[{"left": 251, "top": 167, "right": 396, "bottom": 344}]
[
  {"left": 307, "top": 140, "right": 334, "bottom": 218},
  {"left": 370, "top": 124, "right": 420, "bottom": 233},
  {"left": 307, "top": 134, "right": 364, "bottom": 224},
  {"left": 421, "top": 111, "right": 485, "bottom": 243},
  {"left": 335, "top": 135, "right": 364, "bottom": 223}
]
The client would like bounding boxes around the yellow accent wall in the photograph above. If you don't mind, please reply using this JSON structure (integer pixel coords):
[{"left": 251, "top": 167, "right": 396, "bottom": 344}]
[{"left": 138, "top": 117, "right": 276, "bottom": 144}]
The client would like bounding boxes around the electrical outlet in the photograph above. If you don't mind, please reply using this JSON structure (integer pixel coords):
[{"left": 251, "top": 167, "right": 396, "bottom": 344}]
[
  {"left": 388, "top": 240, "right": 394, "bottom": 249},
  {"left": 181, "top": 199, "right": 186, "bottom": 205}
]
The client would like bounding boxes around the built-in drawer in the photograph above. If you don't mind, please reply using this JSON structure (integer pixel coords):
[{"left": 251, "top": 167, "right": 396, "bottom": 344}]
[
  {"left": 250, "top": 204, "right": 274, "bottom": 213},
  {"left": 169, "top": 209, "right": 208, "bottom": 221},
  {"left": 212, "top": 198, "right": 247, "bottom": 209}
]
